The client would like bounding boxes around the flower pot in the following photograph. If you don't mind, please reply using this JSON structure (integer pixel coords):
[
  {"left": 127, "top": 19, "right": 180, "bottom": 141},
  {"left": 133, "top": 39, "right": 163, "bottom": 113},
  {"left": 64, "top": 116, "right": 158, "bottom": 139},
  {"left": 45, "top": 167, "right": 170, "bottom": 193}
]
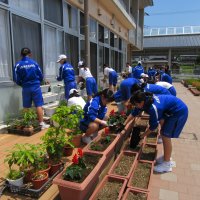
[
  {"left": 128, "top": 160, "right": 153, "bottom": 192},
  {"left": 139, "top": 144, "right": 157, "bottom": 162},
  {"left": 7, "top": 175, "right": 24, "bottom": 187},
  {"left": 39, "top": 164, "right": 51, "bottom": 175},
  {"left": 71, "top": 134, "right": 82, "bottom": 147},
  {"left": 63, "top": 146, "right": 74, "bottom": 157},
  {"left": 108, "top": 151, "right": 138, "bottom": 180},
  {"left": 23, "top": 126, "right": 34, "bottom": 134},
  {"left": 24, "top": 168, "right": 34, "bottom": 183},
  {"left": 122, "top": 188, "right": 148, "bottom": 200},
  {"left": 50, "top": 162, "right": 63, "bottom": 176},
  {"left": 53, "top": 152, "right": 106, "bottom": 200},
  {"left": 31, "top": 171, "right": 49, "bottom": 190},
  {"left": 89, "top": 175, "right": 127, "bottom": 200}
]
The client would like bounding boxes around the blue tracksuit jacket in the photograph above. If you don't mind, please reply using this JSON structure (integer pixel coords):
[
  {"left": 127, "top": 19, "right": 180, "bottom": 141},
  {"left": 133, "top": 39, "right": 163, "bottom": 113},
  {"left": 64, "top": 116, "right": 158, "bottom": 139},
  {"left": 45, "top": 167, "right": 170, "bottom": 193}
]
[
  {"left": 161, "top": 73, "right": 172, "bottom": 84},
  {"left": 132, "top": 65, "right": 144, "bottom": 79},
  {"left": 14, "top": 56, "right": 43, "bottom": 87},
  {"left": 131, "top": 95, "right": 188, "bottom": 131},
  {"left": 144, "top": 84, "right": 171, "bottom": 95}
]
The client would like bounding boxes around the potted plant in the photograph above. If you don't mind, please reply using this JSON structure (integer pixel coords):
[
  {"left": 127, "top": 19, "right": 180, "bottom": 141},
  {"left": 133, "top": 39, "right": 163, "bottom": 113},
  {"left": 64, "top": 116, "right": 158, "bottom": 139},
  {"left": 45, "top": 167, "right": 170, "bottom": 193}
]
[
  {"left": 6, "top": 169, "right": 24, "bottom": 187},
  {"left": 53, "top": 149, "right": 106, "bottom": 200},
  {"left": 107, "top": 110, "right": 126, "bottom": 133}
]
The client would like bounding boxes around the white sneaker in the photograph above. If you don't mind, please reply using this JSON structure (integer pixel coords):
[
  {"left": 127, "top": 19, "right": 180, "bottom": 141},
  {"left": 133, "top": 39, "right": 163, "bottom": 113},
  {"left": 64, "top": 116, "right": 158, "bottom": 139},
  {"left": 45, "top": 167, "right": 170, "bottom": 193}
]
[
  {"left": 154, "top": 161, "right": 172, "bottom": 173},
  {"left": 157, "top": 137, "right": 163, "bottom": 144},
  {"left": 90, "top": 132, "right": 98, "bottom": 139},
  {"left": 156, "top": 156, "right": 176, "bottom": 167},
  {"left": 40, "top": 122, "right": 50, "bottom": 130},
  {"left": 82, "top": 136, "right": 92, "bottom": 144}
]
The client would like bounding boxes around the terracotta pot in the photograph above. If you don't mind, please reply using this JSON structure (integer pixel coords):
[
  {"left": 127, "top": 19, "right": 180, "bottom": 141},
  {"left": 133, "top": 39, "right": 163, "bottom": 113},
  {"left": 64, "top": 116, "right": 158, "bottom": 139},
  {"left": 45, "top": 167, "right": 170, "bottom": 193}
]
[
  {"left": 127, "top": 160, "right": 154, "bottom": 192},
  {"left": 53, "top": 152, "right": 106, "bottom": 200},
  {"left": 71, "top": 134, "right": 82, "bottom": 147},
  {"left": 122, "top": 188, "right": 148, "bottom": 200},
  {"left": 39, "top": 164, "right": 51, "bottom": 175},
  {"left": 139, "top": 144, "right": 157, "bottom": 162},
  {"left": 63, "top": 146, "right": 74, "bottom": 157},
  {"left": 89, "top": 175, "right": 127, "bottom": 200},
  {"left": 31, "top": 171, "right": 49, "bottom": 190},
  {"left": 24, "top": 168, "right": 34, "bottom": 183},
  {"left": 50, "top": 162, "right": 62, "bottom": 176},
  {"left": 23, "top": 126, "right": 34, "bottom": 134},
  {"left": 108, "top": 151, "right": 138, "bottom": 180}
]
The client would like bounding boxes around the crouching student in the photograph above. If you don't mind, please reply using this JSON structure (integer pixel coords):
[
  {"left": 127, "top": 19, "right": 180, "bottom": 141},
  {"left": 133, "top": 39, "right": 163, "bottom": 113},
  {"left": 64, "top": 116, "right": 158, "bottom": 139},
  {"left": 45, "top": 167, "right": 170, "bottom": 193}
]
[
  {"left": 68, "top": 89, "right": 86, "bottom": 109},
  {"left": 80, "top": 88, "right": 114, "bottom": 144},
  {"left": 122, "top": 91, "right": 188, "bottom": 173}
]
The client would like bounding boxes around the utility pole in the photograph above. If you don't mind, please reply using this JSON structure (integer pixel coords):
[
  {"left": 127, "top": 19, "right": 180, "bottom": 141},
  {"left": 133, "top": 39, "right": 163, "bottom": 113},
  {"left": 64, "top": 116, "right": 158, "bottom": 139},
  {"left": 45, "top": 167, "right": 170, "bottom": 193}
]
[{"left": 84, "top": 0, "right": 90, "bottom": 67}]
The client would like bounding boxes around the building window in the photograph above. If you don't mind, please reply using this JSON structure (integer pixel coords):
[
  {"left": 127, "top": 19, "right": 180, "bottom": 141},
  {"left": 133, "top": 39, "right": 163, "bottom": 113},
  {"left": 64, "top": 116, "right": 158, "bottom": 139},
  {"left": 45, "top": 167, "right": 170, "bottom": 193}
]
[
  {"left": 119, "top": 38, "right": 122, "bottom": 50},
  {"left": 10, "top": 0, "right": 40, "bottom": 16},
  {"left": 111, "top": 49, "right": 114, "bottom": 68},
  {"left": 66, "top": 4, "right": 78, "bottom": 30},
  {"left": 0, "top": 0, "right": 8, "bottom": 4},
  {"left": 12, "top": 14, "right": 42, "bottom": 68},
  {"left": 90, "top": 18, "right": 97, "bottom": 41},
  {"left": 0, "top": 9, "right": 11, "bottom": 81},
  {"left": 114, "top": 34, "right": 118, "bottom": 48},
  {"left": 80, "top": 12, "right": 84, "bottom": 35},
  {"left": 44, "top": 0, "right": 63, "bottom": 26},
  {"left": 44, "top": 25, "right": 64, "bottom": 78},
  {"left": 115, "top": 51, "right": 119, "bottom": 71},
  {"left": 110, "top": 32, "right": 114, "bottom": 47},
  {"left": 104, "top": 27, "right": 109, "bottom": 44},
  {"left": 65, "top": 33, "right": 79, "bottom": 74},
  {"left": 99, "top": 45, "right": 104, "bottom": 73},
  {"left": 98, "top": 24, "right": 104, "bottom": 43},
  {"left": 104, "top": 47, "right": 109, "bottom": 65},
  {"left": 119, "top": 52, "right": 122, "bottom": 72}
]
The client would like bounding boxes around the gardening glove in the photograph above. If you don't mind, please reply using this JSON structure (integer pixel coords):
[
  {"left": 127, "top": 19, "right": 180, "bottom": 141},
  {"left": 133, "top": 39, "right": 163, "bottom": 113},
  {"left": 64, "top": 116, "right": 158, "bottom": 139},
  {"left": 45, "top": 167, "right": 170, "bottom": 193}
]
[{"left": 101, "top": 120, "right": 108, "bottom": 127}]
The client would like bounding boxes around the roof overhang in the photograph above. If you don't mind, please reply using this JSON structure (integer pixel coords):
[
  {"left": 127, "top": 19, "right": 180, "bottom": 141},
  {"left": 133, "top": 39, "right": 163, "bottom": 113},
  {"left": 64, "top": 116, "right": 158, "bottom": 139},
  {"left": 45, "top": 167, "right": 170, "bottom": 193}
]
[{"left": 139, "top": 0, "right": 154, "bottom": 9}]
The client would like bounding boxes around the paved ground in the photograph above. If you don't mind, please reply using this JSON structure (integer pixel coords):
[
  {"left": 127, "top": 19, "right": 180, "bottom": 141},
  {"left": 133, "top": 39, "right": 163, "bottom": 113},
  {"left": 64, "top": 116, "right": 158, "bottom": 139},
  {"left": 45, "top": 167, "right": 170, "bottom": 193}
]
[
  {"left": 0, "top": 83, "right": 200, "bottom": 200},
  {"left": 149, "top": 82, "right": 200, "bottom": 200}
]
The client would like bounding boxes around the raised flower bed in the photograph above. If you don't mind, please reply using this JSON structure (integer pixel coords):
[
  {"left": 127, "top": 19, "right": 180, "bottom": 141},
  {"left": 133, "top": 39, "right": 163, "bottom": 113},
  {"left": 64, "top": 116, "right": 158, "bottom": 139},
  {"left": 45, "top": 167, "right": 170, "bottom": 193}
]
[
  {"left": 89, "top": 175, "right": 127, "bottom": 200},
  {"left": 128, "top": 161, "right": 153, "bottom": 192},
  {"left": 108, "top": 151, "right": 138, "bottom": 179},
  {"left": 139, "top": 144, "right": 157, "bottom": 162},
  {"left": 122, "top": 188, "right": 148, "bottom": 200},
  {"left": 145, "top": 131, "right": 158, "bottom": 145},
  {"left": 53, "top": 150, "right": 106, "bottom": 200}
]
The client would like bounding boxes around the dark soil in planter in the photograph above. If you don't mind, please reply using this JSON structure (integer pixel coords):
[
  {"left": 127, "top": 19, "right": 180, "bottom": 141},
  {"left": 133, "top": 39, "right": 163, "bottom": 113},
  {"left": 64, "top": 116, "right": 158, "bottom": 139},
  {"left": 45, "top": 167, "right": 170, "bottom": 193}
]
[
  {"left": 131, "top": 162, "right": 151, "bottom": 189},
  {"left": 140, "top": 145, "right": 156, "bottom": 161},
  {"left": 109, "top": 123, "right": 124, "bottom": 133},
  {"left": 146, "top": 131, "right": 158, "bottom": 144},
  {"left": 89, "top": 135, "right": 116, "bottom": 151},
  {"left": 113, "top": 154, "right": 136, "bottom": 176},
  {"left": 95, "top": 180, "right": 123, "bottom": 200},
  {"left": 63, "top": 154, "right": 102, "bottom": 183},
  {"left": 127, "top": 192, "right": 147, "bottom": 200}
]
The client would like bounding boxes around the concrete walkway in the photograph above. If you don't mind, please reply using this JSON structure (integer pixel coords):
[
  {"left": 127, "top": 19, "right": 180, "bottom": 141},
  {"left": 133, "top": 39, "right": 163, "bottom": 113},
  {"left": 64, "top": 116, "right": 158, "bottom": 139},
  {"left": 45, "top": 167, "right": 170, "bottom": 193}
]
[{"left": 149, "top": 82, "right": 200, "bottom": 200}]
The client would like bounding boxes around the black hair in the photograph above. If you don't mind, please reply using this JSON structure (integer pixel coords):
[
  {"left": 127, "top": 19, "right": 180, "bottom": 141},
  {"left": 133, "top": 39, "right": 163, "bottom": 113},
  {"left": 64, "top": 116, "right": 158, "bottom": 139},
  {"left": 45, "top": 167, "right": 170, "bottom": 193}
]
[
  {"left": 68, "top": 91, "right": 80, "bottom": 99},
  {"left": 94, "top": 88, "right": 114, "bottom": 102},
  {"left": 79, "top": 62, "right": 87, "bottom": 71},
  {"left": 21, "top": 47, "right": 31, "bottom": 57},
  {"left": 147, "top": 80, "right": 155, "bottom": 84},
  {"left": 131, "top": 83, "right": 147, "bottom": 95},
  {"left": 130, "top": 91, "right": 154, "bottom": 109}
]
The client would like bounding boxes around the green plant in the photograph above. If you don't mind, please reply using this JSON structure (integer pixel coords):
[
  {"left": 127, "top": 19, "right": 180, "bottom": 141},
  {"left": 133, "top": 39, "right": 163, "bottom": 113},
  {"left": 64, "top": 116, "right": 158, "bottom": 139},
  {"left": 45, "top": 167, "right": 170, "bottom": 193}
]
[
  {"left": 63, "top": 149, "right": 86, "bottom": 180},
  {"left": 20, "top": 109, "right": 37, "bottom": 127},
  {"left": 6, "top": 169, "right": 23, "bottom": 180},
  {"left": 107, "top": 109, "right": 126, "bottom": 126}
]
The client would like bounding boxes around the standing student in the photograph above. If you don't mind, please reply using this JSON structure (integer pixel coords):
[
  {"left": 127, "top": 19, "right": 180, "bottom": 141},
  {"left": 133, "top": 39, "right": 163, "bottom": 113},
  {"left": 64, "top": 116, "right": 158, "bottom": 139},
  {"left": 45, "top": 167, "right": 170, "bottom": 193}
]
[
  {"left": 56, "top": 54, "right": 77, "bottom": 100},
  {"left": 13, "top": 47, "right": 49, "bottom": 129},
  {"left": 132, "top": 61, "right": 144, "bottom": 79},
  {"left": 148, "top": 67, "right": 157, "bottom": 81},
  {"left": 80, "top": 88, "right": 114, "bottom": 144},
  {"left": 78, "top": 61, "right": 97, "bottom": 101},
  {"left": 125, "top": 62, "right": 133, "bottom": 78},
  {"left": 103, "top": 64, "right": 118, "bottom": 92},
  {"left": 122, "top": 91, "right": 188, "bottom": 173}
]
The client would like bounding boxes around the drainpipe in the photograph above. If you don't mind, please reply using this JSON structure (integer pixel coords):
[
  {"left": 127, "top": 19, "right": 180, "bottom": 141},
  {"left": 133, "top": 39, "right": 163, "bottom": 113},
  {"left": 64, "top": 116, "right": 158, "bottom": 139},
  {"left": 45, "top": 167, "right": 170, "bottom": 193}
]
[
  {"left": 84, "top": 0, "right": 90, "bottom": 68},
  {"left": 168, "top": 48, "right": 172, "bottom": 68}
]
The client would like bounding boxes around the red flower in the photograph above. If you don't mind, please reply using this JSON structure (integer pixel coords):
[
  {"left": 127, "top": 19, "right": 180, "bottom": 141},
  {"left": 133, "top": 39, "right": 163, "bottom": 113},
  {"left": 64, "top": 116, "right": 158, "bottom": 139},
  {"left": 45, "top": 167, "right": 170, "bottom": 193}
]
[
  {"left": 104, "top": 127, "right": 110, "bottom": 134},
  {"left": 120, "top": 111, "right": 126, "bottom": 116},
  {"left": 77, "top": 148, "right": 83, "bottom": 158},
  {"left": 72, "top": 154, "right": 79, "bottom": 164},
  {"left": 110, "top": 109, "right": 115, "bottom": 116}
]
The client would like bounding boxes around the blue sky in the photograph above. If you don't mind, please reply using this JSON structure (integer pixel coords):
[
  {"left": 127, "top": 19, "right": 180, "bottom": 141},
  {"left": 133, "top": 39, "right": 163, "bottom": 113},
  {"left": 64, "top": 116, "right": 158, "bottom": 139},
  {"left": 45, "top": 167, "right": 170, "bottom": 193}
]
[{"left": 144, "top": 0, "right": 200, "bottom": 28}]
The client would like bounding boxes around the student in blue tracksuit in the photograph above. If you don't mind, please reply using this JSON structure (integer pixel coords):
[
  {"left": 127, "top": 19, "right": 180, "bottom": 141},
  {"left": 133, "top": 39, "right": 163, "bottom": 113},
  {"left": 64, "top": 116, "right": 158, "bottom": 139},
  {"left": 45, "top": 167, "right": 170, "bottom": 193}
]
[
  {"left": 56, "top": 54, "right": 77, "bottom": 100},
  {"left": 103, "top": 64, "right": 118, "bottom": 92},
  {"left": 148, "top": 67, "right": 157, "bottom": 81},
  {"left": 125, "top": 62, "right": 133, "bottom": 78},
  {"left": 155, "top": 81, "right": 176, "bottom": 96},
  {"left": 132, "top": 61, "right": 144, "bottom": 79},
  {"left": 80, "top": 88, "right": 114, "bottom": 144},
  {"left": 13, "top": 47, "right": 49, "bottom": 129},
  {"left": 78, "top": 61, "right": 98, "bottom": 101},
  {"left": 122, "top": 91, "right": 188, "bottom": 173},
  {"left": 156, "top": 71, "right": 172, "bottom": 84},
  {"left": 131, "top": 82, "right": 171, "bottom": 96}
]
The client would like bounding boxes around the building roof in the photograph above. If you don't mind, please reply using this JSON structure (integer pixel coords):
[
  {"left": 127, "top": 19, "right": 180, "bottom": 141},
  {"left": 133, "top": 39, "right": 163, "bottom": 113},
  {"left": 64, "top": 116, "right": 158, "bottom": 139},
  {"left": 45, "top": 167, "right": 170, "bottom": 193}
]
[{"left": 143, "top": 34, "right": 200, "bottom": 48}]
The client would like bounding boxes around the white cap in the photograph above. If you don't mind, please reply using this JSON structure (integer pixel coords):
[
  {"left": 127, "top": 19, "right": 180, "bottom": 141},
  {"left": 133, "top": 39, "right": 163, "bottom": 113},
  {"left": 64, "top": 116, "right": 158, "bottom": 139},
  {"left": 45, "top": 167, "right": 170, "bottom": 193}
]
[
  {"left": 140, "top": 73, "right": 149, "bottom": 78},
  {"left": 56, "top": 54, "right": 67, "bottom": 63},
  {"left": 138, "top": 61, "right": 142, "bottom": 64},
  {"left": 69, "top": 89, "right": 78, "bottom": 95},
  {"left": 78, "top": 60, "right": 83, "bottom": 67}
]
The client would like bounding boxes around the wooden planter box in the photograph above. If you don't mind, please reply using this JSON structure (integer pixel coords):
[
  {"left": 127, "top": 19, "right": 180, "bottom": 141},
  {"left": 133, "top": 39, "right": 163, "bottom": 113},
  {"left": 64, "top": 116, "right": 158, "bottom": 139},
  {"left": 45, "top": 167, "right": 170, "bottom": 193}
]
[
  {"left": 128, "top": 160, "right": 153, "bottom": 192},
  {"left": 108, "top": 151, "right": 138, "bottom": 180},
  {"left": 145, "top": 131, "right": 158, "bottom": 145},
  {"left": 189, "top": 88, "right": 200, "bottom": 96},
  {"left": 122, "top": 188, "right": 148, "bottom": 200},
  {"left": 89, "top": 175, "right": 127, "bottom": 200},
  {"left": 53, "top": 152, "right": 106, "bottom": 200},
  {"left": 7, "top": 126, "right": 41, "bottom": 136},
  {"left": 139, "top": 144, "right": 157, "bottom": 162}
]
